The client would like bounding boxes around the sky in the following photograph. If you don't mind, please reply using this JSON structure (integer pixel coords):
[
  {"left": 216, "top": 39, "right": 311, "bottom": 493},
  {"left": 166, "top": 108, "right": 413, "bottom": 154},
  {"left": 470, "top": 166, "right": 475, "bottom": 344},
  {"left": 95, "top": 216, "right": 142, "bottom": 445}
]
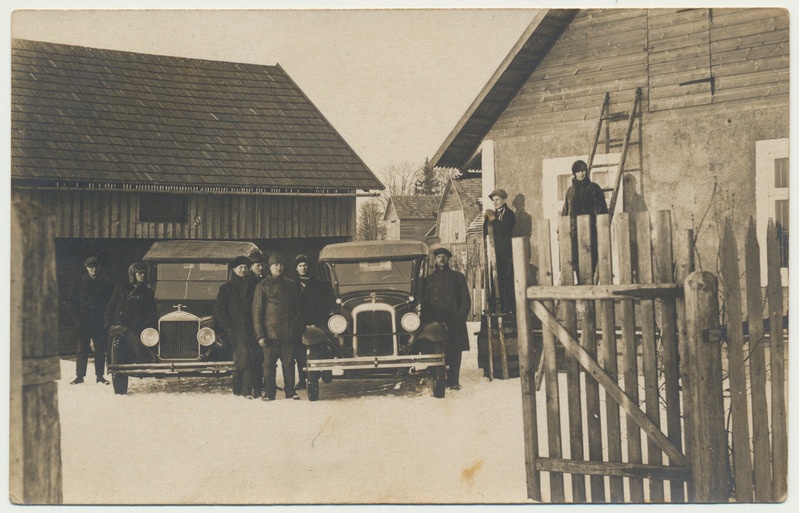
[{"left": 8, "top": 5, "right": 539, "bottom": 181}]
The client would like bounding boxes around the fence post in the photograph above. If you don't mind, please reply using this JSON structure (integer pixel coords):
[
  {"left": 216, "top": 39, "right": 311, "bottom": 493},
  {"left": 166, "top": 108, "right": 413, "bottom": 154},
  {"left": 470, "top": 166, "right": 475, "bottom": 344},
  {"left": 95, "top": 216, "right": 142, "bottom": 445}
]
[
  {"left": 10, "top": 201, "right": 64, "bottom": 504},
  {"left": 512, "top": 236, "right": 541, "bottom": 502},
  {"left": 682, "top": 271, "right": 731, "bottom": 502}
]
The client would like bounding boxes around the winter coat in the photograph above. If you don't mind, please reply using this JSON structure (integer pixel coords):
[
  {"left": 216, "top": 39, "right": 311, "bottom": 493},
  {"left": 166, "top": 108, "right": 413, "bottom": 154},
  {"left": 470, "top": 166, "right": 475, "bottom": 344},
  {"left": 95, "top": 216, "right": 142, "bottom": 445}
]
[
  {"left": 105, "top": 282, "right": 157, "bottom": 336},
  {"left": 295, "top": 275, "right": 334, "bottom": 328},
  {"left": 215, "top": 274, "right": 262, "bottom": 371},
  {"left": 483, "top": 205, "right": 516, "bottom": 265},
  {"left": 70, "top": 271, "right": 114, "bottom": 338},
  {"left": 252, "top": 274, "right": 300, "bottom": 342},
  {"left": 562, "top": 177, "right": 608, "bottom": 224},
  {"left": 421, "top": 266, "right": 472, "bottom": 352}
]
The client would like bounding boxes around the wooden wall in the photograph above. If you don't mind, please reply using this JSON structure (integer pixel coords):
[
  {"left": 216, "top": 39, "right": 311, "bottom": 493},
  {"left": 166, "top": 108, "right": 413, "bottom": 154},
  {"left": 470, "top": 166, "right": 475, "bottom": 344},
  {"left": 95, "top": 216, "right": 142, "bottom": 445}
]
[{"left": 11, "top": 189, "right": 356, "bottom": 240}]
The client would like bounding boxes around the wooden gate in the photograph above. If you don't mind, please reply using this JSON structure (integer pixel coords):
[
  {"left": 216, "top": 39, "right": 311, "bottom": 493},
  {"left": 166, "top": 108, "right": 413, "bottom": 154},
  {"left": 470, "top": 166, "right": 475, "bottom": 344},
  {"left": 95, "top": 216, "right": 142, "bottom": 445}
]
[{"left": 512, "top": 210, "right": 787, "bottom": 503}]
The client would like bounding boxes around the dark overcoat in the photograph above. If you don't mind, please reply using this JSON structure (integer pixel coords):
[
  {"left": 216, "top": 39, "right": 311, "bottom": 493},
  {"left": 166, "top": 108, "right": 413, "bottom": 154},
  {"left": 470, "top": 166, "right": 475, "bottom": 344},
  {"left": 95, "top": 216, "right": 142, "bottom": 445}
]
[
  {"left": 295, "top": 276, "right": 334, "bottom": 328},
  {"left": 421, "top": 267, "right": 472, "bottom": 351},
  {"left": 105, "top": 282, "right": 157, "bottom": 335},
  {"left": 252, "top": 274, "right": 300, "bottom": 342},
  {"left": 70, "top": 272, "right": 114, "bottom": 338},
  {"left": 215, "top": 274, "right": 261, "bottom": 371}
]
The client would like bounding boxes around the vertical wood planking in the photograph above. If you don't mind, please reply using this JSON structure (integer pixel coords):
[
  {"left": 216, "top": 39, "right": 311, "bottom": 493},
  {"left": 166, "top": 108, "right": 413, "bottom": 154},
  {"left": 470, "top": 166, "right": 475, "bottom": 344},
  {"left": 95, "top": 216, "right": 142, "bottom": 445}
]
[
  {"left": 596, "top": 214, "right": 624, "bottom": 502},
  {"left": 558, "top": 215, "right": 586, "bottom": 502},
  {"left": 615, "top": 213, "right": 644, "bottom": 501},
  {"left": 719, "top": 221, "right": 754, "bottom": 502},
  {"left": 635, "top": 211, "right": 663, "bottom": 502},
  {"left": 683, "top": 271, "right": 730, "bottom": 502},
  {"left": 577, "top": 215, "right": 605, "bottom": 502},
  {"left": 673, "top": 228, "right": 694, "bottom": 498},
  {"left": 653, "top": 211, "right": 685, "bottom": 502},
  {"left": 512, "top": 237, "right": 541, "bottom": 502},
  {"left": 536, "top": 220, "right": 565, "bottom": 502},
  {"left": 766, "top": 220, "right": 787, "bottom": 501},
  {"left": 744, "top": 218, "right": 773, "bottom": 501}
]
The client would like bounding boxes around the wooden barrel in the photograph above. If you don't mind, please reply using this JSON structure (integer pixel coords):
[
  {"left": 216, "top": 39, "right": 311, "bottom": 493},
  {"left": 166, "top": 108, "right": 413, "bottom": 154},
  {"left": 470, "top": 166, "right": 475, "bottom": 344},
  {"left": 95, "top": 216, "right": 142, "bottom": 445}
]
[{"left": 10, "top": 201, "right": 63, "bottom": 504}]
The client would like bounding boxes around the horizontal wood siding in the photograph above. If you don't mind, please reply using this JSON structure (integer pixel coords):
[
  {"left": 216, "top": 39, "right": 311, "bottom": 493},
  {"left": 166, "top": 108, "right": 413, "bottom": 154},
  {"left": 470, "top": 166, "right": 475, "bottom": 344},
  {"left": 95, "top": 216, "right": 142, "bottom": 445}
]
[
  {"left": 490, "top": 8, "right": 788, "bottom": 140},
  {"left": 10, "top": 189, "right": 356, "bottom": 240}
]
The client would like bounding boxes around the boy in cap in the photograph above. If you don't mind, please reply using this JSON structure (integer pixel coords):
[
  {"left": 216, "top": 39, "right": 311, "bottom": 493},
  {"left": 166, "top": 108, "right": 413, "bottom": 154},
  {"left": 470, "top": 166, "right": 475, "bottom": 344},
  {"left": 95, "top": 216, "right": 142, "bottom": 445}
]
[
  {"left": 483, "top": 188, "right": 517, "bottom": 313},
  {"left": 562, "top": 159, "right": 608, "bottom": 282},
  {"left": 252, "top": 252, "right": 301, "bottom": 400},
  {"left": 69, "top": 256, "right": 115, "bottom": 384},
  {"left": 421, "top": 247, "right": 471, "bottom": 390}
]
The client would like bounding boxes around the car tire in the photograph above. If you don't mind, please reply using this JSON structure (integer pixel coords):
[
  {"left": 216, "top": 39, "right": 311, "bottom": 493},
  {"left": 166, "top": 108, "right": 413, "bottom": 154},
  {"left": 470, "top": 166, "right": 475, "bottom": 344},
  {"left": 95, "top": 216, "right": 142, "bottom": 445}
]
[
  {"left": 307, "top": 375, "right": 320, "bottom": 401},
  {"left": 111, "top": 373, "right": 128, "bottom": 395},
  {"left": 322, "top": 371, "right": 333, "bottom": 384},
  {"left": 432, "top": 365, "right": 446, "bottom": 399}
]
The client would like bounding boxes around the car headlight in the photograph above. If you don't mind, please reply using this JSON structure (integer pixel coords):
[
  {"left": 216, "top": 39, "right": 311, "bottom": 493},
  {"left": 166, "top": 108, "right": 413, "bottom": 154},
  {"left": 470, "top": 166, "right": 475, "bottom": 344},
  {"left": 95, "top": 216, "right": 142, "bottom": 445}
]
[
  {"left": 140, "top": 328, "right": 159, "bottom": 347},
  {"left": 197, "top": 327, "right": 216, "bottom": 346},
  {"left": 401, "top": 312, "right": 421, "bottom": 332},
  {"left": 328, "top": 314, "right": 348, "bottom": 335}
]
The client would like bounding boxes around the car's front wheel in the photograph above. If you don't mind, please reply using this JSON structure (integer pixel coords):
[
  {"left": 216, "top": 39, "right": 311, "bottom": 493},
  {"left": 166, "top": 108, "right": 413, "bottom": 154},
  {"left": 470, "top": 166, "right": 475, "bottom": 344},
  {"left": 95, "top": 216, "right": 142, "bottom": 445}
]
[
  {"left": 111, "top": 373, "right": 128, "bottom": 395},
  {"left": 109, "top": 335, "right": 129, "bottom": 395},
  {"left": 431, "top": 365, "right": 446, "bottom": 399},
  {"left": 307, "top": 374, "right": 320, "bottom": 401}
]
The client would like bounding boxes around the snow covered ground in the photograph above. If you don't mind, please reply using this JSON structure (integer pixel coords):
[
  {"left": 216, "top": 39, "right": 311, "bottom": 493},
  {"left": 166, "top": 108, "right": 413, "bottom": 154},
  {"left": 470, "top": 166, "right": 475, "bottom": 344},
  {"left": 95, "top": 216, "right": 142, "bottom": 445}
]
[{"left": 56, "top": 322, "right": 533, "bottom": 505}]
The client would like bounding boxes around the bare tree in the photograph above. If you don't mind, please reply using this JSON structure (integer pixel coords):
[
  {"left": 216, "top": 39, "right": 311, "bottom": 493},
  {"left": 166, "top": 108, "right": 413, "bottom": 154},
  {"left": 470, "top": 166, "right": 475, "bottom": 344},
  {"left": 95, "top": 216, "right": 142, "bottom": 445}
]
[
  {"left": 356, "top": 199, "right": 386, "bottom": 241},
  {"left": 379, "top": 161, "right": 419, "bottom": 204}
]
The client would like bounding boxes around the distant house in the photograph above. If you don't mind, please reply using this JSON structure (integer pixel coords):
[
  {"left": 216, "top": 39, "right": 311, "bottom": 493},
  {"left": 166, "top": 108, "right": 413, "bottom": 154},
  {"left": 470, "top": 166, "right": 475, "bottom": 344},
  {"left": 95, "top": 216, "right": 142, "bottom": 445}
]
[
  {"left": 435, "top": 174, "right": 483, "bottom": 271},
  {"left": 383, "top": 195, "right": 440, "bottom": 241},
  {"left": 11, "top": 39, "right": 383, "bottom": 353},
  {"left": 431, "top": 8, "right": 789, "bottom": 287}
]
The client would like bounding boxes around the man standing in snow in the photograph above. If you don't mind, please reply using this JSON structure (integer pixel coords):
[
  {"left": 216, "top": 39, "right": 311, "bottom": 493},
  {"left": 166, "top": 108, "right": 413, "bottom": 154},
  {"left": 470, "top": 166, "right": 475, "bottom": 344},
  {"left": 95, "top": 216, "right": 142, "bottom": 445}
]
[
  {"left": 421, "top": 247, "right": 471, "bottom": 390},
  {"left": 252, "top": 252, "right": 301, "bottom": 401},
  {"left": 69, "top": 256, "right": 115, "bottom": 385},
  {"left": 293, "top": 254, "right": 334, "bottom": 390},
  {"left": 562, "top": 159, "right": 608, "bottom": 283}
]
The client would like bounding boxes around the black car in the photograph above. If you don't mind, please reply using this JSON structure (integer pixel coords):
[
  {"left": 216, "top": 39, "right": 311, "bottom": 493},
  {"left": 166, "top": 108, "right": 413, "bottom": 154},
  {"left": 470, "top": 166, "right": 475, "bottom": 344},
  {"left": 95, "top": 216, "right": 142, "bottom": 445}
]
[
  {"left": 107, "top": 240, "right": 260, "bottom": 394},
  {"left": 303, "top": 240, "right": 448, "bottom": 400}
]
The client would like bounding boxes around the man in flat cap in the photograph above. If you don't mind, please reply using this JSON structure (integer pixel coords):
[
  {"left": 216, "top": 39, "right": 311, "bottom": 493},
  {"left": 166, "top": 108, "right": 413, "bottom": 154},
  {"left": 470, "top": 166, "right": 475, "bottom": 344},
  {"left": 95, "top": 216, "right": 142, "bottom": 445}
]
[
  {"left": 215, "top": 255, "right": 263, "bottom": 398},
  {"left": 483, "top": 188, "right": 517, "bottom": 313},
  {"left": 68, "top": 256, "right": 115, "bottom": 385},
  {"left": 252, "top": 252, "right": 301, "bottom": 400},
  {"left": 421, "top": 247, "right": 471, "bottom": 390}
]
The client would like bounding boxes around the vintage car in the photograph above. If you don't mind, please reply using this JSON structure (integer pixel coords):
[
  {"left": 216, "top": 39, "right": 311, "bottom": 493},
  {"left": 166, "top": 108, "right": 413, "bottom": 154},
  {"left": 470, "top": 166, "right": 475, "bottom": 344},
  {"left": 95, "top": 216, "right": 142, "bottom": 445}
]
[
  {"left": 107, "top": 240, "right": 260, "bottom": 394},
  {"left": 304, "top": 240, "right": 447, "bottom": 400}
]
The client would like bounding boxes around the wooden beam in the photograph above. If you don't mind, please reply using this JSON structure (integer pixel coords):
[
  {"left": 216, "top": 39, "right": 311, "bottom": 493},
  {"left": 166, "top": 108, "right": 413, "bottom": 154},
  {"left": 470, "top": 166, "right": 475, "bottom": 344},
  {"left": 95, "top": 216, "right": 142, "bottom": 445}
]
[
  {"left": 536, "top": 457, "right": 690, "bottom": 482},
  {"left": 525, "top": 282, "right": 682, "bottom": 300}
]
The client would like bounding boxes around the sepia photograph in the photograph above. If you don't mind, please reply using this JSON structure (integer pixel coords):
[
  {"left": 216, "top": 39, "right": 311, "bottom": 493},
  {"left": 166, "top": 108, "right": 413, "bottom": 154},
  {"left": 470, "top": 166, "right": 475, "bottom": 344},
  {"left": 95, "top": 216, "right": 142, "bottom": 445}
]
[{"left": 5, "top": 1, "right": 795, "bottom": 510}]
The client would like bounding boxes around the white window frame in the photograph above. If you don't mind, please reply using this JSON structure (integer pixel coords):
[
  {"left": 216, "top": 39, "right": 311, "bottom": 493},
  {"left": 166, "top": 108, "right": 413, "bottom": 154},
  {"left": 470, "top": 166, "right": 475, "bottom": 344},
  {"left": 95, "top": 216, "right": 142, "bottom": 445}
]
[
  {"left": 755, "top": 138, "right": 789, "bottom": 285},
  {"left": 542, "top": 153, "right": 622, "bottom": 285}
]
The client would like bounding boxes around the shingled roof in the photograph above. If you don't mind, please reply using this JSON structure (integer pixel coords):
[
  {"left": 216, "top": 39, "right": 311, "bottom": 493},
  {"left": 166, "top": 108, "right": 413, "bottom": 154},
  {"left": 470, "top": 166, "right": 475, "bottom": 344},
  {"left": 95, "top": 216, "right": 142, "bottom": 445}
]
[
  {"left": 11, "top": 39, "right": 384, "bottom": 193},
  {"left": 387, "top": 195, "right": 441, "bottom": 221}
]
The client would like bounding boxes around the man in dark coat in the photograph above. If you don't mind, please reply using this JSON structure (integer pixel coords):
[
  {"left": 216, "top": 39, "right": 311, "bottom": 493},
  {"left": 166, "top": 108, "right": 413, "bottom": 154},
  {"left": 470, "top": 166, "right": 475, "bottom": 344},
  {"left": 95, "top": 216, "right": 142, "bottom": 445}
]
[
  {"left": 293, "top": 254, "right": 334, "bottom": 389},
  {"left": 105, "top": 261, "right": 158, "bottom": 366},
  {"left": 69, "top": 256, "right": 115, "bottom": 385},
  {"left": 421, "top": 247, "right": 472, "bottom": 390},
  {"left": 252, "top": 252, "right": 301, "bottom": 401},
  {"left": 562, "top": 159, "right": 609, "bottom": 283},
  {"left": 483, "top": 188, "right": 516, "bottom": 313},
  {"left": 215, "top": 256, "right": 263, "bottom": 398}
]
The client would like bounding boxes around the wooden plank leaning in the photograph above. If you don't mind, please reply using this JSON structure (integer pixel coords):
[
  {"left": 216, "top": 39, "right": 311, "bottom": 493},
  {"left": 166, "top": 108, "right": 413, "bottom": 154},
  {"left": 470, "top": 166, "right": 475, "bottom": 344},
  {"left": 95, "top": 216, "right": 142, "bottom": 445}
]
[
  {"left": 483, "top": 233, "right": 495, "bottom": 381},
  {"left": 719, "top": 220, "right": 754, "bottom": 502},
  {"left": 486, "top": 221, "right": 510, "bottom": 379},
  {"left": 743, "top": 218, "right": 773, "bottom": 501},
  {"left": 512, "top": 237, "right": 541, "bottom": 502}
]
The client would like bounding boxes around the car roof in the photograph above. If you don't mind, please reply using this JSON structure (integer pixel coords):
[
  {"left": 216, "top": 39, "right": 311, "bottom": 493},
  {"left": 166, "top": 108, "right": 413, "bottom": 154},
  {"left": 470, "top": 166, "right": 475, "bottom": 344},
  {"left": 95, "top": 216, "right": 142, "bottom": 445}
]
[
  {"left": 143, "top": 240, "right": 260, "bottom": 262},
  {"left": 319, "top": 240, "right": 429, "bottom": 262}
]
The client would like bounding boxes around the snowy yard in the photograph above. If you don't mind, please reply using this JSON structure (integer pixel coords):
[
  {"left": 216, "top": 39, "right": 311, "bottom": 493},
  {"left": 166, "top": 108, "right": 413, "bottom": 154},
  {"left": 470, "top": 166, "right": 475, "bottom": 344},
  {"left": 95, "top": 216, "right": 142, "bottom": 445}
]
[{"left": 57, "top": 323, "right": 533, "bottom": 504}]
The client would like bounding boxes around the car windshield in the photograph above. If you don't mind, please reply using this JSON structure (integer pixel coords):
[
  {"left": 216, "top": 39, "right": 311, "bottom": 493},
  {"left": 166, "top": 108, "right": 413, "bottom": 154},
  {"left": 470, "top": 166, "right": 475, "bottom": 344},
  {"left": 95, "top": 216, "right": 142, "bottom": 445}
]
[
  {"left": 330, "top": 260, "right": 415, "bottom": 295},
  {"left": 154, "top": 262, "right": 228, "bottom": 300}
]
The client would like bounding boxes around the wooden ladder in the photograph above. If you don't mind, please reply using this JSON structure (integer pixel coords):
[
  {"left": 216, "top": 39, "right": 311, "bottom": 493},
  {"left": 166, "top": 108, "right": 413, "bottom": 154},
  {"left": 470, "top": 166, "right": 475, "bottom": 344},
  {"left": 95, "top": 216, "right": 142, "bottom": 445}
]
[{"left": 586, "top": 87, "right": 642, "bottom": 218}]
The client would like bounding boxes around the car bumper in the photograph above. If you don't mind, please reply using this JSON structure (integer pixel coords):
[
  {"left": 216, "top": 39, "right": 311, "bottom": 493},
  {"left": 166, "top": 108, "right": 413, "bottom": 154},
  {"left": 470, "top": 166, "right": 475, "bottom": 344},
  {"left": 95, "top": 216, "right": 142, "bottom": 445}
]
[
  {"left": 108, "top": 361, "right": 236, "bottom": 377},
  {"left": 306, "top": 354, "right": 445, "bottom": 372}
]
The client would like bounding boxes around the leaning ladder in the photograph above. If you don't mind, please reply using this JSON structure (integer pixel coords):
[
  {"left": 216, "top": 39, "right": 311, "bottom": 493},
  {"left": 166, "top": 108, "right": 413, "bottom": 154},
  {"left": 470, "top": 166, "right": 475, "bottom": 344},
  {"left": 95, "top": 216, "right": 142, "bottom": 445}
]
[{"left": 586, "top": 87, "right": 642, "bottom": 219}]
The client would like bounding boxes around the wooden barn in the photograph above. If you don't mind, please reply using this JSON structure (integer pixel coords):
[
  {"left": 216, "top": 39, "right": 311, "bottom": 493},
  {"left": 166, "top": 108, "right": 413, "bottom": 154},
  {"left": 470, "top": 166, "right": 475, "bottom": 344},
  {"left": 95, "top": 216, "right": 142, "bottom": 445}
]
[
  {"left": 430, "top": 8, "right": 789, "bottom": 290},
  {"left": 383, "top": 195, "right": 440, "bottom": 241},
  {"left": 11, "top": 39, "right": 383, "bottom": 354}
]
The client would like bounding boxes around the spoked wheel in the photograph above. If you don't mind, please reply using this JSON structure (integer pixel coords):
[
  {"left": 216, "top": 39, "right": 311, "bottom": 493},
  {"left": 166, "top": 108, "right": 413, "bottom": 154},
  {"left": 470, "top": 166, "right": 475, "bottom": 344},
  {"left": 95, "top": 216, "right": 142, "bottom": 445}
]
[
  {"left": 431, "top": 365, "right": 446, "bottom": 398},
  {"left": 307, "top": 373, "right": 320, "bottom": 401}
]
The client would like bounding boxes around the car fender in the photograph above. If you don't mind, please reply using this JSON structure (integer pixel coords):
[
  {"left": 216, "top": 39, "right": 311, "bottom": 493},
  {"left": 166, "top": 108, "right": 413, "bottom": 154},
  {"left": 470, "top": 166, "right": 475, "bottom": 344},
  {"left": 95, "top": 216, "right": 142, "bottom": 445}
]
[
  {"left": 411, "top": 321, "right": 447, "bottom": 354},
  {"left": 302, "top": 325, "right": 331, "bottom": 347}
]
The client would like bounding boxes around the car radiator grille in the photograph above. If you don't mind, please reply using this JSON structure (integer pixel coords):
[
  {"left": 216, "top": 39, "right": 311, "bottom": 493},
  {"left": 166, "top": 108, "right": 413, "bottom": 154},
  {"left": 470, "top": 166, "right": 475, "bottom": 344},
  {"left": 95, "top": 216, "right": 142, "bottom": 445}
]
[
  {"left": 159, "top": 320, "right": 199, "bottom": 359},
  {"left": 354, "top": 310, "right": 394, "bottom": 357}
]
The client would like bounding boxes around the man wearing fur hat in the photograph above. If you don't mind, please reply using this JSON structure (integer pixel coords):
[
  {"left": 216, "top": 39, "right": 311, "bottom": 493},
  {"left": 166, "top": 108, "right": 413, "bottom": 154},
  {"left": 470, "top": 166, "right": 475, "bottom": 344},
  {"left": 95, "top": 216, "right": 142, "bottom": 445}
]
[
  {"left": 215, "top": 255, "right": 263, "bottom": 398},
  {"left": 483, "top": 188, "right": 516, "bottom": 313},
  {"left": 68, "top": 256, "right": 115, "bottom": 385},
  {"left": 252, "top": 252, "right": 301, "bottom": 400},
  {"left": 247, "top": 250, "right": 266, "bottom": 285},
  {"left": 562, "top": 160, "right": 608, "bottom": 282},
  {"left": 421, "top": 247, "right": 471, "bottom": 390},
  {"left": 293, "top": 254, "right": 334, "bottom": 389},
  {"left": 105, "top": 262, "right": 158, "bottom": 369}
]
